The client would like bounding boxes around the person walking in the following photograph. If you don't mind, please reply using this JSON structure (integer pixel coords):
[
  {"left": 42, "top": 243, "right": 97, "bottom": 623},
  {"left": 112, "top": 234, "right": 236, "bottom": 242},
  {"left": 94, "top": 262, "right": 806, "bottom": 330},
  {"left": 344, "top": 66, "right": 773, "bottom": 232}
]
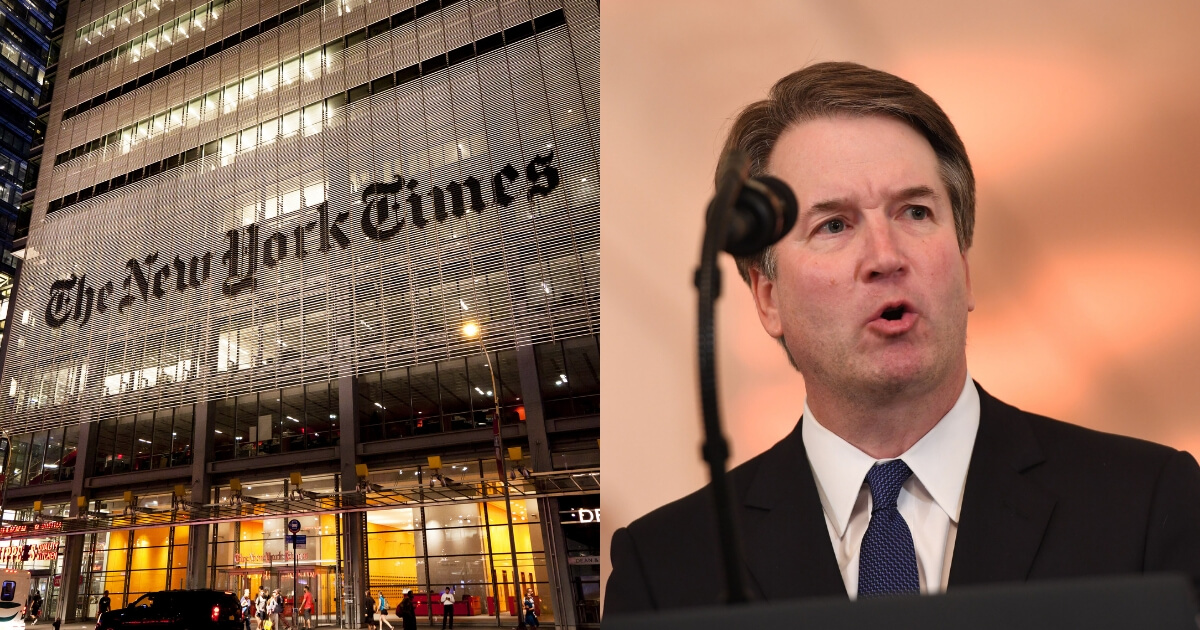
[
  {"left": 97, "top": 590, "right": 112, "bottom": 617},
  {"left": 363, "top": 592, "right": 377, "bottom": 630},
  {"left": 299, "top": 585, "right": 314, "bottom": 630},
  {"left": 398, "top": 591, "right": 416, "bottom": 630},
  {"left": 27, "top": 591, "right": 42, "bottom": 625},
  {"left": 269, "top": 589, "right": 283, "bottom": 630},
  {"left": 255, "top": 587, "right": 270, "bottom": 629},
  {"left": 522, "top": 589, "right": 538, "bottom": 629},
  {"left": 240, "top": 590, "right": 253, "bottom": 630},
  {"left": 375, "top": 591, "right": 394, "bottom": 630},
  {"left": 439, "top": 588, "right": 455, "bottom": 630}
]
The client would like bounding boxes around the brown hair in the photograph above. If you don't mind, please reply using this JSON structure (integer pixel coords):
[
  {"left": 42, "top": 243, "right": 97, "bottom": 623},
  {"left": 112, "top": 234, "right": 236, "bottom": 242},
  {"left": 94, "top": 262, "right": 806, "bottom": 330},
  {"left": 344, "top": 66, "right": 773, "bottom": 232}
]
[{"left": 720, "top": 62, "right": 975, "bottom": 282}]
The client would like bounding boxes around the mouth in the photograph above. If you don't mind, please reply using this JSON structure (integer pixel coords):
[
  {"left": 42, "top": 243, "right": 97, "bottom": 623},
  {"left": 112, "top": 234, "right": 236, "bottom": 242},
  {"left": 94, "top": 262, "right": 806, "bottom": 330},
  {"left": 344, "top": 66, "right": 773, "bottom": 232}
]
[{"left": 867, "top": 300, "right": 918, "bottom": 335}]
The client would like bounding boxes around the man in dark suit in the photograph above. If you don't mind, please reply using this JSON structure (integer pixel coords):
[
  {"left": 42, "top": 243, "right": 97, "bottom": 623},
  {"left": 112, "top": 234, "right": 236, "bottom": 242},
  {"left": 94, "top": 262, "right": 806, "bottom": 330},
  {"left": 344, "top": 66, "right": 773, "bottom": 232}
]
[{"left": 605, "top": 62, "right": 1200, "bottom": 616}]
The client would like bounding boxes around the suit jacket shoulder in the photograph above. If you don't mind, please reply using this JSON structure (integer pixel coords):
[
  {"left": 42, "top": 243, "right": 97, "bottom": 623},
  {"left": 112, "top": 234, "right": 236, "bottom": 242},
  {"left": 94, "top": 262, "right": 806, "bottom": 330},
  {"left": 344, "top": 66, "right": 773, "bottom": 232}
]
[
  {"left": 606, "top": 422, "right": 845, "bottom": 615},
  {"left": 950, "top": 386, "right": 1200, "bottom": 589}
]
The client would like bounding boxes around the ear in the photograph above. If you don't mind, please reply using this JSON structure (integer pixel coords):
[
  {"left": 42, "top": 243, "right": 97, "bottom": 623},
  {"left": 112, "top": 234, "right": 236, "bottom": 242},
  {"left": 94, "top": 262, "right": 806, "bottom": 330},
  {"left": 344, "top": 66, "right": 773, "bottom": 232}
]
[
  {"left": 747, "top": 265, "right": 786, "bottom": 339},
  {"left": 962, "top": 250, "right": 975, "bottom": 313}
]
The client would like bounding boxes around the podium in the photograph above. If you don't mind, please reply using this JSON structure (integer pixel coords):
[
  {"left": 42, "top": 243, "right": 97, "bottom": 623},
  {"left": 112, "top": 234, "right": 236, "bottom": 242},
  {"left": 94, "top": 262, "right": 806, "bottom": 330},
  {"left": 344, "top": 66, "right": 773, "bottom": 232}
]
[{"left": 604, "top": 574, "right": 1197, "bottom": 630}]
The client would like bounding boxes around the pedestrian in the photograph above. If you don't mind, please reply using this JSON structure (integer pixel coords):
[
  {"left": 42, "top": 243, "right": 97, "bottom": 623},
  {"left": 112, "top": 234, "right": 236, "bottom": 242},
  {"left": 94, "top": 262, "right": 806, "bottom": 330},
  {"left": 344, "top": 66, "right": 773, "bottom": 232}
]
[
  {"left": 399, "top": 591, "right": 416, "bottom": 630},
  {"left": 376, "top": 591, "right": 393, "bottom": 630},
  {"left": 256, "top": 587, "right": 270, "bottom": 629},
  {"left": 299, "top": 585, "right": 314, "bottom": 630},
  {"left": 98, "top": 590, "right": 112, "bottom": 617},
  {"left": 439, "top": 587, "right": 455, "bottom": 630},
  {"left": 363, "top": 592, "right": 377, "bottom": 630},
  {"left": 523, "top": 588, "right": 538, "bottom": 629},
  {"left": 269, "top": 589, "right": 283, "bottom": 630},
  {"left": 240, "top": 589, "right": 253, "bottom": 630},
  {"left": 28, "top": 591, "right": 42, "bottom": 625}
]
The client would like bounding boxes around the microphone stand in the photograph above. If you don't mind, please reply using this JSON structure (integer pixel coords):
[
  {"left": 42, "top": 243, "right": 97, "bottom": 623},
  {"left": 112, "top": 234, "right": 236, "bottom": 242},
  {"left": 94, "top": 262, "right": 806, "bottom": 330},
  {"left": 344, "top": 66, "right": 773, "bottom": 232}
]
[{"left": 693, "top": 152, "right": 752, "bottom": 605}]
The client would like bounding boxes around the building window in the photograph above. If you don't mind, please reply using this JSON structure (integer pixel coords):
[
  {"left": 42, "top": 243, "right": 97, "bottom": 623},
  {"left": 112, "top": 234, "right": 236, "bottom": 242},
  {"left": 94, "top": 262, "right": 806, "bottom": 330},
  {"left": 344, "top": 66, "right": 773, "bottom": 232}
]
[
  {"left": 212, "top": 381, "right": 340, "bottom": 461},
  {"left": 93, "top": 404, "right": 195, "bottom": 476},
  {"left": 535, "top": 336, "right": 599, "bottom": 419},
  {"left": 358, "top": 349, "right": 521, "bottom": 442},
  {"left": 3, "top": 426, "right": 80, "bottom": 487}
]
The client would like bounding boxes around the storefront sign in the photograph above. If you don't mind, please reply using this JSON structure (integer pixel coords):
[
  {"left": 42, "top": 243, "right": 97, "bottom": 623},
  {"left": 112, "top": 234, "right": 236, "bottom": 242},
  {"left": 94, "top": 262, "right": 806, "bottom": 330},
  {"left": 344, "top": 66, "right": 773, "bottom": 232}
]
[
  {"left": 0, "top": 541, "right": 57, "bottom": 562},
  {"left": 45, "top": 152, "right": 561, "bottom": 329},
  {"left": 233, "top": 550, "right": 308, "bottom": 565},
  {"left": 0, "top": 521, "right": 62, "bottom": 536},
  {"left": 561, "top": 508, "right": 599, "bottom": 524},
  {"left": 567, "top": 556, "right": 599, "bottom": 565}
]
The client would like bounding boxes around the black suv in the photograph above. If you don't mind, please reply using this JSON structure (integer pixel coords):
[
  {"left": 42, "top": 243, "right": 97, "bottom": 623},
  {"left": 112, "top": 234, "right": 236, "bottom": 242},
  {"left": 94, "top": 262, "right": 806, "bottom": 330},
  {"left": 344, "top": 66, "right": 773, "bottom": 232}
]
[{"left": 96, "top": 589, "right": 242, "bottom": 630}]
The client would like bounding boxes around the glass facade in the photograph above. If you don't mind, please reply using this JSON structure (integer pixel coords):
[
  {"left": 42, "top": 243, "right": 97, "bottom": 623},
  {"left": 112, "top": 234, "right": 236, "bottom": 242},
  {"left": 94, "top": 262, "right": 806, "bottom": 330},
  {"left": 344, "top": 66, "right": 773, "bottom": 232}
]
[
  {"left": 79, "top": 494, "right": 189, "bottom": 614},
  {"left": 92, "top": 403, "right": 193, "bottom": 475},
  {"left": 364, "top": 458, "right": 552, "bottom": 622},
  {"left": 358, "top": 347, "right": 522, "bottom": 442},
  {"left": 3, "top": 424, "right": 79, "bottom": 487},
  {"left": 535, "top": 335, "right": 600, "bottom": 419},
  {"left": 212, "top": 381, "right": 339, "bottom": 460},
  {"left": 211, "top": 476, "right": 341, "bottom": 624}
]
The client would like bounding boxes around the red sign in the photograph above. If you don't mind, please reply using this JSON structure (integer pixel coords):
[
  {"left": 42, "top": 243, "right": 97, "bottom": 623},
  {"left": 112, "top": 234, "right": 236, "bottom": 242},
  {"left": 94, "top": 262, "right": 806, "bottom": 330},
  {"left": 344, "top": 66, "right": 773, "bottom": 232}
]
[
  {"left": 0, "top": 521, "right": 63, "bottom": 536},
  {"left": 0, "top": 541, "right": 57, "bottom": 562},
  {"left": 233, "top": 550, "right": 308, "bottom": 565}
]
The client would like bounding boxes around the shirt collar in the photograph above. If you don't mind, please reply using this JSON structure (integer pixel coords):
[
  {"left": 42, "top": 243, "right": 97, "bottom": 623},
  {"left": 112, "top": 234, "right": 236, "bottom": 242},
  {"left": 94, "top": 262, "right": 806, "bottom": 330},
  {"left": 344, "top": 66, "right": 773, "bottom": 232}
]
[{"left": 802, "top": 373, "right": 980, "bottom": 538}]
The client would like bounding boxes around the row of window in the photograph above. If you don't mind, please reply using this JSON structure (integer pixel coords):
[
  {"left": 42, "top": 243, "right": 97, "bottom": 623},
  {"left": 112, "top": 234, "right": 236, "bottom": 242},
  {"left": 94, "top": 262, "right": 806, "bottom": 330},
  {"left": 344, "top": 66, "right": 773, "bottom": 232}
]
[
  {"left": 211, "top": 381, "right": 340, "bottom": 461},
  {"left": 92, "top": 403, "right": 195, "bottom": 476},
  {"left": 76, "top": 0, "right": 184, "bottom": 48},
  {"left": 57, "top": 39, "right": 341, "bottom": 165},
  {"left": 61, "top": 0, "right": 472, "bottom": 120},
  {"left": 66, "top": 0, "right": 327, "bottom": 89},
  {"left": 358, "top": 350, "right": 523, "bottom": 442},
  {"left": 47, "top": 8, "right": 565, "bottom": 215},
  {"left": 61, "top": 0, "right": 502, "bottom": 162},
  {"left": 0, "top": 0, "right": 50, "bottom": 38},
  {"left": 0, "top": 56, "right": 37, "bottom": 106},
  {"left": 2, "top": 424, "right": 79, "bottom": 487},
  {"left": 5, "top": 335, "right": 596, "bottom": 483},
  {"left": 70, "top": 0, "right": 227, "bottom": 78},
  {"left": 0, "top": 10, "right": 44, "bottom": 54},
  {"left": 0, "top": 122, "right": 28, "bottom": 157},
  {"left": 1, "top": 39, "right": 43, "bottom": 84}
]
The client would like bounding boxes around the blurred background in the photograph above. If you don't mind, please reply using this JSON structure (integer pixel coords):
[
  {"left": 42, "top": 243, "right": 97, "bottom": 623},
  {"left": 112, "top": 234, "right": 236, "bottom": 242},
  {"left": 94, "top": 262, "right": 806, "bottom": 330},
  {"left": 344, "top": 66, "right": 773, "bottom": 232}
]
[{"left": 600, "top": 0, "right": 1200, "bottom": 611}]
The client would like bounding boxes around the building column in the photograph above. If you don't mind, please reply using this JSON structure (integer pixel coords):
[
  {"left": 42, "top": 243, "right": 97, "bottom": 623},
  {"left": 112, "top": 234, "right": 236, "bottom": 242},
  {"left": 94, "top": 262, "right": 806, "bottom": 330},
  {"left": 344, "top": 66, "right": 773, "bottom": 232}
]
[
  {"left": 186, "top": 400, "right": 214, "bottom": 589},
  {"left": 59, "top": 419, "right": 97, "bottom": 621},
  {"left": 516, "top": 344, "right": 578, "bottom": 629},
  {"left": 337, "top": 375, "right": 364, "bottom": 628}
]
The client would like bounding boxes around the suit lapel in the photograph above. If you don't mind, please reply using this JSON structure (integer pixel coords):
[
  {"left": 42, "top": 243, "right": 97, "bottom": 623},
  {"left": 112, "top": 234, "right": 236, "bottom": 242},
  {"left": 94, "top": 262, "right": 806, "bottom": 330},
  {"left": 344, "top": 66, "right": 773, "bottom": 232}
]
[
  {"left": 740, "top": 422, "right": 848, "bottom": 601},
  {"left": 948, "top": 384, "right": 1056, "bottom": 587}
]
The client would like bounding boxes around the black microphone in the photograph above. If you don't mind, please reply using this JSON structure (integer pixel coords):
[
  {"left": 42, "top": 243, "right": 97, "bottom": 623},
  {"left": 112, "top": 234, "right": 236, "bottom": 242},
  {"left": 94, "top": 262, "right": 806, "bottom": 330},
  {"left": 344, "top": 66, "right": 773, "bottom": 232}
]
[{"left": 714, "top": 153, "right": 799, "bottom": 256}]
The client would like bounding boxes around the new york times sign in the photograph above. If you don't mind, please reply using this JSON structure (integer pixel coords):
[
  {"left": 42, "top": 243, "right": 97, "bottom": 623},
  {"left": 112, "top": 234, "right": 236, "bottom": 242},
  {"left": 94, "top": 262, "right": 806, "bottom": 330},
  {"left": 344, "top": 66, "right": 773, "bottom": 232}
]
[{"left": 44, "top": 152, "right": 559, "bottom": 329}]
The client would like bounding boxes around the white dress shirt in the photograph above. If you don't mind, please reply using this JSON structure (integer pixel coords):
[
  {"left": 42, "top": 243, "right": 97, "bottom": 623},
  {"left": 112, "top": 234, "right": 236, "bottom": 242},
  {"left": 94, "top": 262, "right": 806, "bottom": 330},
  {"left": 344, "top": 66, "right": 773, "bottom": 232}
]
[{"left": 802, "top": 374, "right": 980, "bottom": 598}]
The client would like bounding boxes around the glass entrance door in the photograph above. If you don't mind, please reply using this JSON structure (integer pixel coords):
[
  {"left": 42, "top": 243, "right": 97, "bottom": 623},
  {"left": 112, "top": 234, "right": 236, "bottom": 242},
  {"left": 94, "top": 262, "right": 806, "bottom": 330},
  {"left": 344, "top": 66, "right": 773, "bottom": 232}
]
[{"left": 217, "top": 566, "right": 339, "bottom": 627}]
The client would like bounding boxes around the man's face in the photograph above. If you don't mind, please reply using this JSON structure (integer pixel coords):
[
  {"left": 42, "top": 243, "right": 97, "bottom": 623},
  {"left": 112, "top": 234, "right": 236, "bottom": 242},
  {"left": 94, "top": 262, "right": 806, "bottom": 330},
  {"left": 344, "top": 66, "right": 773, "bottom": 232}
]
[{"left": 749, "top": 114, "right": 974, "bottom": 401}]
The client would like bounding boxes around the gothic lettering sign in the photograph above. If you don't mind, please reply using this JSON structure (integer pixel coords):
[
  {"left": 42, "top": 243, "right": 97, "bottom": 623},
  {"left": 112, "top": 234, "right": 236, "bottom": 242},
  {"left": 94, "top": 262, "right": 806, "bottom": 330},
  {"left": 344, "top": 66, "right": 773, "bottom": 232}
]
[{"left": 45, "top": 153, "right": 560, "bottom": 329}]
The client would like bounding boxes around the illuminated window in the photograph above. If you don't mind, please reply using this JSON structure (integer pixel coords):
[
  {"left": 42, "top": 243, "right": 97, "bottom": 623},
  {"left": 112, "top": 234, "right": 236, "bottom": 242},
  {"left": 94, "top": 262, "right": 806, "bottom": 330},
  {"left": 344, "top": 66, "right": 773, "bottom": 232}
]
[{"left": 303, "top": 183, "right": 325, "bottom": 206}]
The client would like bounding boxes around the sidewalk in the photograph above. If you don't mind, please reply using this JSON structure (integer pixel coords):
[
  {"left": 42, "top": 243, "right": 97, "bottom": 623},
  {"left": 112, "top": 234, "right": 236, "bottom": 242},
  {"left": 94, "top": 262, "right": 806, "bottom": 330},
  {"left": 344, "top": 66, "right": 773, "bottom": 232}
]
[{"left": 53, "top": 620, "right": 544, "bottom": 630}]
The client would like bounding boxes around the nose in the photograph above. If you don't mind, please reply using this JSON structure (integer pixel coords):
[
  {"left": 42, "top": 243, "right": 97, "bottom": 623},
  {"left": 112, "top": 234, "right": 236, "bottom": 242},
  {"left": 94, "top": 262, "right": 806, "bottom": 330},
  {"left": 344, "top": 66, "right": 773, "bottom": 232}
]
[{"left": 859, "top": 214, "right": 906, "bottom": 282}]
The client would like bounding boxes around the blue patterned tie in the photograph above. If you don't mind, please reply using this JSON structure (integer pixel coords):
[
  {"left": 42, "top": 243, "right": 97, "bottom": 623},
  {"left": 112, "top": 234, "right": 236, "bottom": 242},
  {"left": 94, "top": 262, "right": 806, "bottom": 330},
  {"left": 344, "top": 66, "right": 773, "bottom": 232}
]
[{"left": 857, "top": 459, "right": 920, "bottom": 597}]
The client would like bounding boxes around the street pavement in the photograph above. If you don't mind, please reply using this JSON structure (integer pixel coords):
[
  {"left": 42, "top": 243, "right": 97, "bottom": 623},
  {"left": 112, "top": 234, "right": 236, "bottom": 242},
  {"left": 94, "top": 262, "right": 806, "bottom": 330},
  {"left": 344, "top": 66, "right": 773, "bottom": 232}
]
[{"left": 50, "top": 621, "right": 540, "bottom": 630}]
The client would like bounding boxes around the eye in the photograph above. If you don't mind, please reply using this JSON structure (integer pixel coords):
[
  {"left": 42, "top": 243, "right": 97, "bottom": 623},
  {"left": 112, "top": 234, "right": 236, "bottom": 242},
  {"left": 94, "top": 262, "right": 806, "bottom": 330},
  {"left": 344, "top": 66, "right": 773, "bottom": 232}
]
[
  {"left": 819, "top": 218, "right": 846, "bottom": 234},
  {"left": 907, "top": 205, "right": 930, "bottom": 220}
]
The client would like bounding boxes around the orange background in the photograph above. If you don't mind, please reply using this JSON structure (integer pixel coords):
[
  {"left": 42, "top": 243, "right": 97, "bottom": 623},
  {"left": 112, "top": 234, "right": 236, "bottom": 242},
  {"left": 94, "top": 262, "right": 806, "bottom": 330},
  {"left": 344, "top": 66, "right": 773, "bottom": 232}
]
[{"left": 599, "top": 0, "right": 1200, "bottom": 610}]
